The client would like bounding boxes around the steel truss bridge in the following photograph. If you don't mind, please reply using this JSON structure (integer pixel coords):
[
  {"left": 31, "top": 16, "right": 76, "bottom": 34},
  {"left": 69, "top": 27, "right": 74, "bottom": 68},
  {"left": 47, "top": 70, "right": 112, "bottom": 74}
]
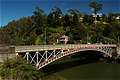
[{"left": 15, "top": 44, "right": 117, "bottom": 69}]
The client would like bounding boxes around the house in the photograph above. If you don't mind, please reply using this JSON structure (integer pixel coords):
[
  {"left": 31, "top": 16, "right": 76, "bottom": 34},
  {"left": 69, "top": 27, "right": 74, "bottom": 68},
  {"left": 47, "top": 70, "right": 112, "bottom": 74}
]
[{"left": 59, "top": 35, "right": 69, "bottom": 44}]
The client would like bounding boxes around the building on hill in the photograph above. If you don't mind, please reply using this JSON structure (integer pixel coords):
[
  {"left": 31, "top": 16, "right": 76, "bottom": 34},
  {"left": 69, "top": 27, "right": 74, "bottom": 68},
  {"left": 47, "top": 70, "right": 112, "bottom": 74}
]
[{"left": 59, "top": 35, "right": 69, "bottom": 44}]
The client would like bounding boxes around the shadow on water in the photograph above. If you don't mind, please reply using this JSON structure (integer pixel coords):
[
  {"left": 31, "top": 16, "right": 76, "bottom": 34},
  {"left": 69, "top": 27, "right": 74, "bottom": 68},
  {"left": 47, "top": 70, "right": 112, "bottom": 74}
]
[{"left": 41, "top": 50, "right": 105, "bottom": 76}]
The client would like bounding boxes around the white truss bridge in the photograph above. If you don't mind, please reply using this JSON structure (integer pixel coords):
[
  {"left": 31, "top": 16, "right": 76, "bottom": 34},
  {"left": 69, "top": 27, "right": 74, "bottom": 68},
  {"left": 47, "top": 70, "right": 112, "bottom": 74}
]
[{"left": 15, "top": 44, "right": 117, "bottom": 69}]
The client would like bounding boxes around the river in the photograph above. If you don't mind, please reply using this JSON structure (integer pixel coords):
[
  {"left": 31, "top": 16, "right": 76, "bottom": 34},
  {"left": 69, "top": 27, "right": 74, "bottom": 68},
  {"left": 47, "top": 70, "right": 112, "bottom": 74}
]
[
  {"left": 57, "top": 62, "right": 120, "bottom": 80},
  {"left": 42, "top": 51, "right": 120, "bottom": 80}
]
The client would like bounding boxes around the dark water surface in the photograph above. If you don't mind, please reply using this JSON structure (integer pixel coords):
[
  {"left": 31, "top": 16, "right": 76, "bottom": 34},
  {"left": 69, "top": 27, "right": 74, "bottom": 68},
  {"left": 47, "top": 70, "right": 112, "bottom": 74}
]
[
  {"left": 42, "top": 51, "right": 120, "bottom": 80},
  {"left": 57, "top": 62, "right": 120, "bottom": 80}
]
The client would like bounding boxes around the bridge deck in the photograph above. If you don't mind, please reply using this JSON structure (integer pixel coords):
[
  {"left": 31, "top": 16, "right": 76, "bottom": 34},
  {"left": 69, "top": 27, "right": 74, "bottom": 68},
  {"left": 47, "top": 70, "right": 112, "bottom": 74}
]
[{"left": 15, "top": 44, "right": 117, "bottom": 53}]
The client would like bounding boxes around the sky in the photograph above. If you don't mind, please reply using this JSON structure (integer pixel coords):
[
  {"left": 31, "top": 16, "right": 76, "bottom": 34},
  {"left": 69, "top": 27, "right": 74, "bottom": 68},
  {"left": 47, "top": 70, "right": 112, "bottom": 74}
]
[{"left": 0, "top": 0, "right": 120, "bottom": 26}]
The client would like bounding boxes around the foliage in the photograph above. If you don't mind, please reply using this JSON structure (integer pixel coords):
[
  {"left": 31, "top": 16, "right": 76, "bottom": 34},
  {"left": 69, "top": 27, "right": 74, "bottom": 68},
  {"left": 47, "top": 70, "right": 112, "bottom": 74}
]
[
  {"left": 47, "top": 26, "right": 65, "bottom": 44},
  {"left": 89, "top": 1, "right": 102, "bottom": 14},
  {"left": 0, "top": 58, "right": 41, "bottom": 80},
  {"left": 47, "top": 7, "right": 63, "bottom": 28},
  {"left": 33, "top": 7, "right": 47, "bottom": 35},
  {"left": 0, "top": 28, "right": 10, "bottom": 44},
  {"left": 35, "top": 36, "right": 44, "bottom": 45},
  {"left": 0, "top": 3, "right": 120, "bottom": 45}
]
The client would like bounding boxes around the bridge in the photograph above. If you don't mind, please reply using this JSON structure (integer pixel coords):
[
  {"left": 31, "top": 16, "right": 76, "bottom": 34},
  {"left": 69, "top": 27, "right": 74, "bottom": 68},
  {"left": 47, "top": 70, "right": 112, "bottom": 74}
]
[{"left": 14, "top": 44, "right": 117, "bottom": 69}]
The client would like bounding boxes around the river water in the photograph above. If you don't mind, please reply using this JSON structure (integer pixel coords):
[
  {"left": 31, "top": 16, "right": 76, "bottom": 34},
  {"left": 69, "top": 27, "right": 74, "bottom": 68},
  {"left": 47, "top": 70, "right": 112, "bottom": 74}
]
[
  {"left": 57, "top": 62, "right": 120, "bottom": 80},
  {"left": 42, "top": 51, "right": 120, "bottom": 80}
]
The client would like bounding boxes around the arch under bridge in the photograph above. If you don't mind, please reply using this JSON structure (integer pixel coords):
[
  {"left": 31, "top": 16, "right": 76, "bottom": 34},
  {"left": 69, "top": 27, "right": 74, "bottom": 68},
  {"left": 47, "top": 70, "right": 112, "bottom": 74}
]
[{"left": 15, "top": 44, "right": 117, "bottom": 69}]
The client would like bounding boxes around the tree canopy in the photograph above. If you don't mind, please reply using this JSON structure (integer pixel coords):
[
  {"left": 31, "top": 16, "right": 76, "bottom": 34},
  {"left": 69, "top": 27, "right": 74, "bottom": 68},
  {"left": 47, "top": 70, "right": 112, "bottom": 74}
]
[
  {"left": 0, "top": 4, "right": 120, "bottom": 45},
  {"left": 89, "top": 1, "right": 102, "bottom": 14}
]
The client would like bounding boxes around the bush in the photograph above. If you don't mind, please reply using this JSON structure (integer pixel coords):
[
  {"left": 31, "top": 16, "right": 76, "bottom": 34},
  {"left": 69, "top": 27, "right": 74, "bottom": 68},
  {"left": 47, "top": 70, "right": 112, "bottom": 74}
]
[{"left": 0, "top": 58, "right": 42, "bottom": 80}]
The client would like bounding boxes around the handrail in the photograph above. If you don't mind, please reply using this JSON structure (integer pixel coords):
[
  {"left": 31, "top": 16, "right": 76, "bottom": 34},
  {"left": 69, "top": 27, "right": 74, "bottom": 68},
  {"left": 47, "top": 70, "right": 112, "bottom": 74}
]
[{"left": 15, "top": 44, "right": 117, "bottom": 53}]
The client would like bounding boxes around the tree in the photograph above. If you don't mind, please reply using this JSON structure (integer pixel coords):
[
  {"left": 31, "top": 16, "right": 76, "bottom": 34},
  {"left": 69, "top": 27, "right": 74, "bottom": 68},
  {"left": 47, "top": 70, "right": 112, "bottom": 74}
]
[
  {"left": 2, "top": 17, "right": 36, "bottom": 45},
  {"left": 64, "top": 14, "right": 71, "bottom": 27},
  {"left": 47, "top": 7, "right": 63, "bottom": 28},
  {"left": 89, "top": 1, "right": 102, "bottom": 14},
  {"left": 47, "top": 27, "right": 65, "bottom": 44},
  {"left": 0, "top": 58, "right": 42, "bottom": 80},
  {"left": 0, "top": 28, "right": 10, "bottom": 44},
  {"left": 33, "top": 7, "right": 47, "bottom": 35},
  {"left": 83, "top": 14, "right": 94, "bottom": 24},
  {"left": 65, "top": 9, "right": 85, "bottom": 43},
  {"left": 89, "top": 1, "right": 102, "bottom": 23}
]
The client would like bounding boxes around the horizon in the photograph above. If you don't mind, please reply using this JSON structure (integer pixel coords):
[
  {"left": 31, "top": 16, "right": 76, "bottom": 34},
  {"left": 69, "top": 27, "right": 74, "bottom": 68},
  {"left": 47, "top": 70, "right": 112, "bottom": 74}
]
[{"left": 1, "top": 0, "right": 120, "bottom": 26}]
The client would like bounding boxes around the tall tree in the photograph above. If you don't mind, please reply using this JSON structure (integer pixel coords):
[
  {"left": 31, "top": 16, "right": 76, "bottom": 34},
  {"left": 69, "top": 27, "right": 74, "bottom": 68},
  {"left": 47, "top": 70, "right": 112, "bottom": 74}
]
[
  {"left": 89, "top": 1, "right": 102, "bottom": 23},
  {"left": 33, "top": 7, "right": 47, "bottom": 35},
  {"left": 65, "top": 9, "right": 85, "bottom": 43},
  {"left": 47, "top": 7, "right": 63, "bottom": 27},
  {"left": 89, "top": 1, "right": 102, "bottom": 14}
]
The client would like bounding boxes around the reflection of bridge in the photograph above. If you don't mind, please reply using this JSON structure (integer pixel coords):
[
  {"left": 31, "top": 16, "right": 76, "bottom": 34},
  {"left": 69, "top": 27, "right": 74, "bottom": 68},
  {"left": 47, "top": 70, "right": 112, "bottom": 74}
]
[{"left": 15, "top": 44, "right": 117, "bottom": 69}]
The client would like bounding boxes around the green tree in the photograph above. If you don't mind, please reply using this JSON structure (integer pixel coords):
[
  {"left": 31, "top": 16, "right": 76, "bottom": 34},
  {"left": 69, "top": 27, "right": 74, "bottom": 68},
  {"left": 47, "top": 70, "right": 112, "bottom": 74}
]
[
  {"left": 33, "top": 7, "right": 47, "bottom": 35},
  {"left": 89, "top": 1, "right": 102, "bottom": 23},
  {"left": 47, "top": 7, "right": 63, "bottom": 28},
  {"left": 47, "top": 26, "right": 65, "bottom": 44},
  {"left": 83, "top": 14, "right": 94, "bottom": 24},
  {"left": 65, "top": 9, "right": 85, "bottom": 43},
  {"left": 89, "top": 1, "right": 102, "bottom": 14},
  {"left": 0, "top": 58, "right": 42, "bottom": 80},
  {"left": 0, "top": 28, "right": 10, "bottom": 44}
]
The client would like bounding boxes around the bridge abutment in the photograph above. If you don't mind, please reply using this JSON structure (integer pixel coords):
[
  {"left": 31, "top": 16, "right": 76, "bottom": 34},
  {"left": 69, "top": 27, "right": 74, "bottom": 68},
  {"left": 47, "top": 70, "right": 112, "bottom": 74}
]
[{"left": 0, "top": 45, "right": 15, "bottom": 62}]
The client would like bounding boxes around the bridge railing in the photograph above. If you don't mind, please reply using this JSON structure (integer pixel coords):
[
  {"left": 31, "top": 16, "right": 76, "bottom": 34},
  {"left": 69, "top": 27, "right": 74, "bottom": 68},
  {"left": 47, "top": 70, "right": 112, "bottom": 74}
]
[{"left": 15, "top": 44, "right": 117, "bottom": 53}]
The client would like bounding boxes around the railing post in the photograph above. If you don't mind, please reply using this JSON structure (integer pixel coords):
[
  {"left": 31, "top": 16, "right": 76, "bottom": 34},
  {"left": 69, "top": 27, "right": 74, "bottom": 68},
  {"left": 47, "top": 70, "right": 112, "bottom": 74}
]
[
  {"left": 26, "top": 52, "right": 29, "bottom": 63},
  {"left": 45, "top": 50, "right": 48, "bottom": 61},
  {"left": 61, "top": 49, "right": 63, "bottom": 54},
  {"left": 53, "top": 50, "right": 56, "bottom": 57},
  {"left": 36, "top": 51, "right": 39, "bottom": 64}
]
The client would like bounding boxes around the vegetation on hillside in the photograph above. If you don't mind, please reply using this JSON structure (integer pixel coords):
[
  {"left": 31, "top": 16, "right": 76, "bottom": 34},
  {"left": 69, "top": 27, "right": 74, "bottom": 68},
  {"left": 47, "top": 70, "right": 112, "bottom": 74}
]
[
  {"left": 0, "top": 1, "right": 120, "bottom": 80},
  {"left": 0, "top": 1, "right": 120, "bottom": 45}
]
